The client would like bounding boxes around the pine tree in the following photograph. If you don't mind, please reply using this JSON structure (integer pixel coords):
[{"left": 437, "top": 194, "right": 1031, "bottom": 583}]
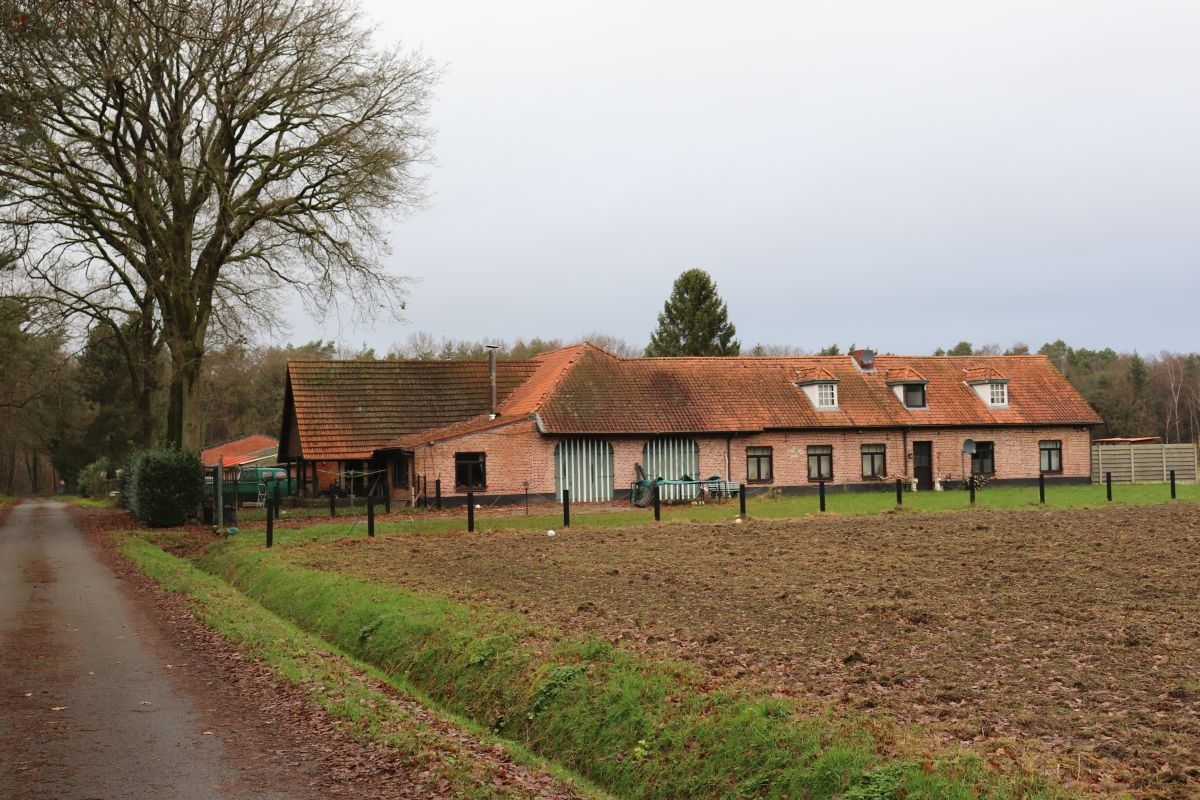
[{"left": 645, "top": 269, "right": 740, "bottom": 357}]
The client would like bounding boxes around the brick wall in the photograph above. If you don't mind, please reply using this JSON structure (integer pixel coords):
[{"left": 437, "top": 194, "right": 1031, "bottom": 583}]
[
  {"left": 407, "top": 424, "right": 1092, "bottom": 500},
  {"left": 409, "top": 418, "right": 556, "bottom": 499}
]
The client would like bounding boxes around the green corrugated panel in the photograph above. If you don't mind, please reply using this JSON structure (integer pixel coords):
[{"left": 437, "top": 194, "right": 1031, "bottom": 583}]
[
  {"left": 555, "top": 439, "right": 614, "bottom": 502},
  {"left": 643, "top": 437, "right": 700, "bottom": 501}
]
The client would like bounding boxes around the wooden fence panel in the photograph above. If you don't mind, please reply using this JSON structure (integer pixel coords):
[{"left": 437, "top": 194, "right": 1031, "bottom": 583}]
[{"left": 1091, "top": 443, "right": 1198, "bottom": 483}]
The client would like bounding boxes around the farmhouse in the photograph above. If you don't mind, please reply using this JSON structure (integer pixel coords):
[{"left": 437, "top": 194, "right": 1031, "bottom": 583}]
[{"left": 277, "top": 343, "right": 1102, "bottom": 503}]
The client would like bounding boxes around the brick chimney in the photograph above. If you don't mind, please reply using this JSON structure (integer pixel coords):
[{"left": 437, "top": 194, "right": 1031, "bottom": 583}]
[{"left": 851, "top": 348, "right": 876, "bottom": 370}]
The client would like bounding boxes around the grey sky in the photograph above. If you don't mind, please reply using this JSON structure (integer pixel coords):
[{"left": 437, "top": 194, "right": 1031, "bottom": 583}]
[{"left": 298, "top": 1, "right": 1199, "bottom": 355}]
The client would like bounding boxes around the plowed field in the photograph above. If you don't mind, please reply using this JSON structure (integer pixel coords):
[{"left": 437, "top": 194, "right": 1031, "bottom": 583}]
[{"left": 290, "top": 504, "right": 1200, "bottom": 798}]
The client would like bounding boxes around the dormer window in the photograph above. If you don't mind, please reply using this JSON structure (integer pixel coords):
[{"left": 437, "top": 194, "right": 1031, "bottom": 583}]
[
  {"left": 795, "top": 367, "right": 840, "bottom": 410},
  {"left": 963, "top": 366, "right": 1010, "bottom": 408},
  {"left": 903, "top": 384, "right": 926, "bottom": 408},
  {"left": 885, "top": 367, "right": 928, "bottom": 410},
  {"left": 816, "top": 383, "right": 837, "bottom": 408}
]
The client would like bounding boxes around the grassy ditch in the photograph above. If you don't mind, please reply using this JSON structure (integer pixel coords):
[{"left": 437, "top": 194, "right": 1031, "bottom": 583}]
[
  {"left": 119, "top": 535, "right": 604, "bottom": 800},
  {"left": 190, "top": 536, "right": 1072, "bottom": 800}
]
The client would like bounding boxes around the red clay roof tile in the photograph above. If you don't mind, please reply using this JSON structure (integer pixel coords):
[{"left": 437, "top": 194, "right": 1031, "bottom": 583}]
[{"left": 283, "top": 346, "right": 1102, "bottom": 456}]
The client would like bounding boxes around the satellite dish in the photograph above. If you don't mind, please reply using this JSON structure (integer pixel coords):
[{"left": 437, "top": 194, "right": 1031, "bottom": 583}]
[{"left": 962, "top": 439, "right": 976, "bottom": 454}]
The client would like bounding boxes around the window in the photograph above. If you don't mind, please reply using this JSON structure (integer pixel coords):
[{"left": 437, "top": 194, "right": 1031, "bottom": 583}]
[
  {"left": 971, "top": 441, "right": 995, "bottom": 475},
  {"left": 816, "top": 383, "right": 838, "bottom": 408},
  {"left": 1039, "top": 440, "right": 1062, "bottom": 473},
  {"left": 746, "top": 446, "right": 773, "bottom": 483},
  {"left": 807, "top": 445, "right": 833, "bottom": 481},
  {"left": 454, "top": 452, "right": 486, "bottom": 490},
  {"left": 989, "top": 382, "right": 1008, "bottom": 405},
  {"left": 903, "top": 384, "right": 926, "bottom": 408},
  {"left": 861, "top": 444, "right": 886, "bottom": 478}
]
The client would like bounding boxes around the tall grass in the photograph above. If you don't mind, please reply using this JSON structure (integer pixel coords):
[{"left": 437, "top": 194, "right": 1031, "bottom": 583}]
[{"left": 194, "top": 540, "right": 1069, "bottom": 800}]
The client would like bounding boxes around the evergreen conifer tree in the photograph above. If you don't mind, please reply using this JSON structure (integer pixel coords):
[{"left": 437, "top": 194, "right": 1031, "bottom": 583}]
[{"left": 645, "top": 269, "right": 740, "bottom": 356}]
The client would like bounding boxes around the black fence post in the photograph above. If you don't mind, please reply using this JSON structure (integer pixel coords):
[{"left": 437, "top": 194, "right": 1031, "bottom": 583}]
[
  {"left": 1039, "top": 473, "right": 1045, "bottom": 505},
  {"left": 435, "top": 478, "right": 442, "bottom": 510},
  {"left": 895, "top": 478, "right": 903, "bottom": 506},
  {"left": 273, "top": 482, "right": 281, "bottom": 521},
  {"left": 1106, "top": 471, "right": 1112, "bottom": 502},
  {"left": 265, "top": 497, "right": 274, "bottom": 549},
  {"left": 562, "top": 488, "right": 570, "bottom": 528},
  {"left": 1170, "top": 469, "right": 1176, "bottom": 499},
  {"left": 969, "top": 476, "right": 976, "bottom": 506},
  {"left": 330, "top": 490, "right": 336, "bottom": 518},
  {"left": 466, "top": 491, "right": 475, "bottom": 532},
  {"left": 738, "top": 483, "right": 746, "bottom": 518},
  {"left": 653, "top": 482, "right": 661, "bottom": 522},
  {"left": 367, "top": 496, "right": 375, "bottom": 537},
  {"left": 818, "top": 480, "right": 826, "bottom": 512}
]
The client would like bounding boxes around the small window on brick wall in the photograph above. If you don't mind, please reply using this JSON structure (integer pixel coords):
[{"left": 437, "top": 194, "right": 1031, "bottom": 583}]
[
  {"left": 861, "top": 444, "right": 886, "bottom": 478},
  {"left": 1039, "top": 440, "right": 1062, "bottom": 473},
  {"left": 807, "top": 445, "right": 833, "bottom": 481},
  {"left": 746, "top": 446, "right": 773, "bottom": 483},
  {"left": 971, "top": 441, "right": 995, "bottom": 475},
  {"left": 454, "top": 452, "right": 486, "bottom": 490}
]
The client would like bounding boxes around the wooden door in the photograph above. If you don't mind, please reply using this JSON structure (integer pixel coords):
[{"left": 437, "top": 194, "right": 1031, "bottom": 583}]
[{"left": 912, "top": 441, "right": 933, "bottom": 490}]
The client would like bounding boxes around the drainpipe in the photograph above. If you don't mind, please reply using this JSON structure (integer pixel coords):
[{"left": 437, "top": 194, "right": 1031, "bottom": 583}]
[
  {"left": 487, "top": 345, "right": 498, "bottom": 419},
  {"left": 725, "top": 435, "right": 732, "bottom": 481}
]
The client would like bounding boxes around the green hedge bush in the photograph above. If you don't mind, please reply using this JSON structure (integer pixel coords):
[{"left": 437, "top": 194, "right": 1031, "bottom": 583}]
[
  {"left": 125, "top": 448, "right": 203, "bottom": 527},
  {"left": 77, "top": 458, "right": 111, "bottom": 498}
]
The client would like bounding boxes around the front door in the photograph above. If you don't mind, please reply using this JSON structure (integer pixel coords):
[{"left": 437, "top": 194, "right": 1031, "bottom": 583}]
[{"left": 912, "top": 441, "right": 933, "bottom": 490}]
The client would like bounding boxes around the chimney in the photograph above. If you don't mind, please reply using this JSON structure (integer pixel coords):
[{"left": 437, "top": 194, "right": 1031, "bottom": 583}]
[
  {"left": 486, "top": 345, "right": 499, "bottom": 419},
  {"left": 852, "top": 348, "right": 876, "bottom": 370}
]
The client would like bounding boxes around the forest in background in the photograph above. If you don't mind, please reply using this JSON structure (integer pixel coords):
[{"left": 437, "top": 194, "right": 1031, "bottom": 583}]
[{"left": 2, "top": 308, "right": 1198, "bottom": 493}]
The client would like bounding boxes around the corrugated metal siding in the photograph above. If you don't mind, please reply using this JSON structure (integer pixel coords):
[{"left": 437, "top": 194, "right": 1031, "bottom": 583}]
[
  {"left": 643, "top": 437, "right": 701, "bottom": 501},
  {"left": 555, "top": 439, "right": 615, "bottom": 502}
]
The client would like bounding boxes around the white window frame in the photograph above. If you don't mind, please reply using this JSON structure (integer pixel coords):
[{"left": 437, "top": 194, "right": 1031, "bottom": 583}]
[
  {"left": 816, "top": 383, "right": 838, "bottom": 408},
  {"left": 989, "top": 382, "right": 1008, "bottom": 406}
]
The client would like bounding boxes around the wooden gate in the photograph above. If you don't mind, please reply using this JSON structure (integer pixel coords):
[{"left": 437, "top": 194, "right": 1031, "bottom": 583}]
[
  {"left": 555, "top": 439, "right": 615, "bottom": 502},
  {"left": 643, "top": 437, "right": 701, "bottom": 501}
]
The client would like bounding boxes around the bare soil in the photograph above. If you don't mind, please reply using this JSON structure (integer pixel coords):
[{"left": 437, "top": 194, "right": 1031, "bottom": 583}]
[{"left": 291, "top": 503, "right": 1200, "bottom": 799}]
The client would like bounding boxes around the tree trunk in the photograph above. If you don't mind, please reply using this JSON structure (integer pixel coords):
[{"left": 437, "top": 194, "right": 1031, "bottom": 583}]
[{"left": 165, "top": 343, "right": 205, "bottom": 453}]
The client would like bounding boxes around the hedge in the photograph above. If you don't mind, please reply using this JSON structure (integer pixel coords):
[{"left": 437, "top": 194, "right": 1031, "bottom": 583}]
[{"left": 124, "top": 448, "right": 204, "bottom": 527}]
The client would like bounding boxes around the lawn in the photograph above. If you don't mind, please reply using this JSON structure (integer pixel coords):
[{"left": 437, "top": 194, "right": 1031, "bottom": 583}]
[{"left": 249, "top": 482, "right": 1199, "bottom": 546}]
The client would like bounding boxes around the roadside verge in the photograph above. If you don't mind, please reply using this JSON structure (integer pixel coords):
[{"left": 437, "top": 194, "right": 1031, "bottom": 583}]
[{"left": 117, "top": 533, "right": 605, "bottom": 800}]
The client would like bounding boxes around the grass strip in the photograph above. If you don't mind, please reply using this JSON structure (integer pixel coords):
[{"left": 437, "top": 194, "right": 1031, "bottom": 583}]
[
  {"left": 194, "top": 538, "right": 1072, "bottom": 800},
  {"left": 119, "top": 534, "right": 607, "bottom": 800}
]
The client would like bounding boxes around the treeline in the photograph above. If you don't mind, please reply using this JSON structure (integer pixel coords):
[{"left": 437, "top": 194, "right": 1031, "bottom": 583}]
[{"left": 1, "top": 298, "right": 1197, "bottom": 492}]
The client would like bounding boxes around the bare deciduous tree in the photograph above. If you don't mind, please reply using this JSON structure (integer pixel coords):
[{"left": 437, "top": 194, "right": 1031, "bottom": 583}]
[{"left": 0, "top": 0, "right": 435, "bottom": 450}]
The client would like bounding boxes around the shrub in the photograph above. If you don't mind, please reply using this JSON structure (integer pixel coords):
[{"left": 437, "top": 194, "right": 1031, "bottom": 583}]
[
  {"left": 77, "top": 458, "right": 111, "bottom": 498},
  {"left": 117, "top": 451, "right": 141, "bottom": 509},
  {"left": 125, "top": 448, "right": 204, "bottom": 527}
]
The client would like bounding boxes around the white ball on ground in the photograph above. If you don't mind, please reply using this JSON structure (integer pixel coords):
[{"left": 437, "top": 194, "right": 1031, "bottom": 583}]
[{"left": 546, "top": 529, "right": 556, "bottom": 537}]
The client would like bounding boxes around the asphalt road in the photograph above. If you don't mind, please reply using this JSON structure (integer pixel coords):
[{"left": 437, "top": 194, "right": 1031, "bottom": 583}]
[{"left": 0, "top": 500, "right": 291, "bottom": 800}]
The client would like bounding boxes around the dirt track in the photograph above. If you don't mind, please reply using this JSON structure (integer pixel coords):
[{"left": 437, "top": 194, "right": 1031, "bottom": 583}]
[
  {"left": 1, "top": 501, "right": 590, "bottom": 800},
  {"left": 294, "top": 503, "right": 1200, "bottom": 798}
]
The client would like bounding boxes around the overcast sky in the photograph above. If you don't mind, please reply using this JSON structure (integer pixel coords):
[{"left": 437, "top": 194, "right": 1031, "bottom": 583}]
[{"left": 296, "top": 0, "right": 1199, "bottom": 355}]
